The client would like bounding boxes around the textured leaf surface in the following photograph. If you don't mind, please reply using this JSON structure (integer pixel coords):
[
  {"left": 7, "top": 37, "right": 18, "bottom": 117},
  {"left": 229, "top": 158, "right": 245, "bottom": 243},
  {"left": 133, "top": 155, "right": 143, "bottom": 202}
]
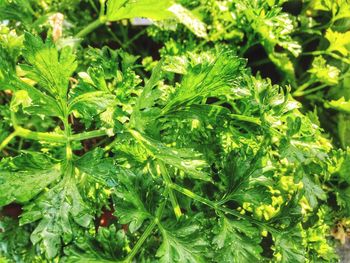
[
  {"left": 0, "top": 153, "right": 61, "bottom": 206},
  {"left": 212, "top": 217, "right": 262, "bottom": 263}
]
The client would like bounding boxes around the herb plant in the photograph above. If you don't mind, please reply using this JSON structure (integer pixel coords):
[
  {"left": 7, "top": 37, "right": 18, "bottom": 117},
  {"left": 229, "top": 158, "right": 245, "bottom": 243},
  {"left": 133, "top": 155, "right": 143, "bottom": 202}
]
[{"left": 0, "top": 0, "right": 349, "bottom": 262}]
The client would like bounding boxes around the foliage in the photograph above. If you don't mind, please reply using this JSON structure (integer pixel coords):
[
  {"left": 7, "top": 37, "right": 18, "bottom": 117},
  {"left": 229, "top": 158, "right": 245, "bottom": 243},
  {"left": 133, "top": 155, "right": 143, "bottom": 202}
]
[{"left": 0, "top": 0, "right": 349, "bottom": 262}]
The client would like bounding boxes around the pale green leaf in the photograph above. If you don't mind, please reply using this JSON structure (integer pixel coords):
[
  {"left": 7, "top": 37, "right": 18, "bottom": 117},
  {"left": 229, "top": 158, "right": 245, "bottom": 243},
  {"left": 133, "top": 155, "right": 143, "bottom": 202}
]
[
  {"left": 308, "top": 56, "right": 340, "bottom": 85},
  {"left": 327, "top": 97, "right": 350, "bottom": 113},
  {"left": 325, "top": 29, "right": 350, "bottom": 56},
  {"left": 22, "top": 33, "right": 77, "bottom": 98},
  {"left": 168, "top": 4, "right": 207, "bottom": 38},
  {"left": 106, "top": 0, "right": 174, "bottom": 21}
]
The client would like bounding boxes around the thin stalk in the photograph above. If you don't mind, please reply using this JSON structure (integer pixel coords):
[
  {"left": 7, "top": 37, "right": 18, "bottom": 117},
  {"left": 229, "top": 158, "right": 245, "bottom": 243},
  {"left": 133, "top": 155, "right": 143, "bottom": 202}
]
[
  {"left": 123, "top": 220, "right": 157, "bottom": 263},
  {"left": 169, "top": 183, "right": 276, "bottom": 232},
  {"left": 302, "top": 50, "right": 350, "bottom": 64},
  {"left": 0, "top": 131, "right": 18, "bottom": 152},
  {"left": 301, "top": 51, "right": 325, "bottom": 56},
  {"left": 169, "top": 183, "right": 218, "bottom": 209},
  {"left": 158, "top": 162, "right": 183, "bottom": 219},
  {"left": 328, "top": 52, "right": 350, "bottom": 64},
  {"left": 105, "top": 26, "right": 126, "bottom": 48},
  {"left": 17, "top": 137, "right": 23, "bottom": 151},
  {"left": 123, "top": 190, "right": 169, "bottom": 263},
  {"left": 293, "top": 83, "right": 328, "bottom": 97},
  {"left": 88, "top": 0, "right": 99, "bottom": 13},
  {"left": 76, "top": 17, "right": 107, "bottom": 39},
  {"left": 293, "top": 79, "right": 314, "bottom": 96},
  {"left": 124, "top": 28, "right": 147, "bottom": 48},
  {"left": 104, "top": 138, "right": 117, "bottom": 152},
  {"left": 230, "top": 114, "right": 261, "bottom": 125},
  {"left": 63, "top": 118, "right": 73, "bottom": 162},
  {"left": 249, "top": 57, "right": 271, "bottom": 67},
  {"left": 99, "top": 0, "right": 106, "bottom": 17},
  {"left": 70, "top": 129, "right": 109, "bottom": 141}
]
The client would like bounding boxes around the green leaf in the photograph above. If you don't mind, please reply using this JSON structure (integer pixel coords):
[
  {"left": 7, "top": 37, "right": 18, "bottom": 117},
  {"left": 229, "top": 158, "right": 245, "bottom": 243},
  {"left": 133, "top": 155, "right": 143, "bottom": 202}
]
[
  {"left": 242, "top": 4, "right": 300, "bottom": 83},
  {"left": 64, "top": 225, "right": 126, "bottom": 262},
  {"left": 268, "top": 52, "right": 296, "bottom": 85},
  {"left": 0, "top": 46, "right": 16, "bottom": 89},
  {"left": 106, "top": 0, "right": 174, "bottom": 21},
  {"left": 0, "top": 0, "right": 34, "bottom": 26},
  {"left": 0, "top": 24, "right": 23, "bottom": 58},
  {"left": 336, "top": 186, "right": 350, "bottom": 216},
  {"left": 308, "top": 56, "right": 340, "bottom": 85},
  {"left": 75, "top": 148, "right": 117, "bottom": 187},
  {"left": 129, "top": 129, "right": 211, "bottom": 181},
  {"left": 326, "top": 97, "right": 350, "bottom": 113},
  {"left": 168, "top": 4, "right": 207, "bottom": 38},
  {"left": 0, "top": 217, "right": 36, "bottom": 263},
  {"left": 325, "top": 29, "right": 350, "bottom": 56},
  {"left": 301, "top": 174, "right": 326, "bottom": 209},
  {"left": 68, "top": 91, "right": 116, "bottom": 116},
  {"left": 0, "top": 153, "right": 61, "bottom": 206},
  {"left": 129, "top": 60, "right": 165, "bottom": 132},
  {"left": 273, "top": 228, "right": 306, "bottom": 263},
  {"left": 156, "top": 218, "right": 208, "bottom": 263},
  {"left": 22, "top": 33, "right": 77, "bottom": 99},
  {"left": 112, "top": 169, "right": 154, "bottom": 233},
  {"left": 20, "top": 176, "right": 93, "bottom": 259},
  {"left": 10, "top": 90, "right": 32, "bottom": 111},
  {"left": 162, "top": 51, "right": 245, "bottom": 114},
  {"left": 336, "top": 148, "right": 350, "bottom": 184},
  {"left": 212, "top": 217, "right": 262, "bottom": 263}
]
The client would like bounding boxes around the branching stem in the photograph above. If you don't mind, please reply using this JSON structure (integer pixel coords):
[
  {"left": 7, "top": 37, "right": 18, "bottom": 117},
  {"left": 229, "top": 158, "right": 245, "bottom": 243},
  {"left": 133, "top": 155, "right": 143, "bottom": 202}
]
[
  {"left": 123, "top": 190, "right": 169, "bottom": 263},
  {"left": 169, "top": 183, "right": 277, "bottom": 233},
  {"left": 158, "top": 162, "right": 183, "bottom": 219}
]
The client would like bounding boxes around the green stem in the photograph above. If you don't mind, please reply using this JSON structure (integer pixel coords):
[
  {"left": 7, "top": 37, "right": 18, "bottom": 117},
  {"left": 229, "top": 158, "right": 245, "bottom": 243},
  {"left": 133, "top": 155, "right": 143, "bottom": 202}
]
[
  {"left": 248, "top": 57, "right": 271, "bottom": 67},
  {"left": 230, "top": 114, "right": 261, "bottom": 125},
  {"left": 124, "top": 190, "right": 169, "bottom": 263},
  {"left": 63, "top": 118, "right": 73, "bottom": 162},
  {"left": 328, "top": 52, "right": 350, "bottom": 64},
  {"left": 169, "top": 183, "right": 217, "bottom": 209},
  {"left": 0, "top": 131, "right": 18, "bottom": 152},
  {"left": 293, "top": 79, "right": 314, "bottom": 96},
  {"left": 104, "top": 138, "right": 117, "bottom": 152},
  {"left": 123, "top": 219, "right": 157, "bottom": 263},
  {"left": 301, "top": 51, "right": 325, "bottom": 56},
  {"left": 124, "top": 28, "right": 147, "bottom": 48},
  {"left": 169, "top": 183, "right": 276, "bottom": 232},
  {"left": 293, "top": 83, "right": 328, "bottom": 97},
  {"left": 302, "top": 50, "right": 350, "bottom": 64},
  {"left": 99, "top": 0, "right": 106, "bottom": 17},
  {"left": 76, "top": 17, "right": 106, "bottom": 38},
  {"left": 16, "top": 127, "right": 66, "bottom": 143},
  {"left": 88, "top": 0, "right": 99, "bottom": 13},
  {"left": 105, "top": 26, "right": 126, "bottom": 48},
  {"left": 70, "top": 129, "right": 109, "bottom": 141},
  {"left": 158, "top": 162, "right": 183, "bottom": 219},
  {"left": 8, "top": 127, "right": 110, "bottom": 145}
]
